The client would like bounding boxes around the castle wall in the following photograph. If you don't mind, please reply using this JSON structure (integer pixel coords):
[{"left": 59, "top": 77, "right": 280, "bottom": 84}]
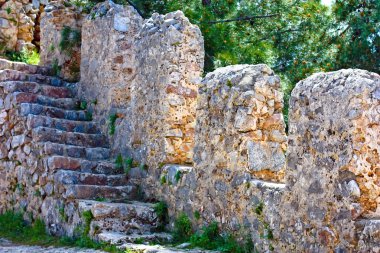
[{"left": 279, "top": 69, "right": 380, "bottom": 252}]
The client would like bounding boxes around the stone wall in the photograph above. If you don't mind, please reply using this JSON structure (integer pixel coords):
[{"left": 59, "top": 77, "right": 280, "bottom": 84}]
[
  {"left": 0, "top": 0, "right": 46, "bottom": 53},
  {"left": 79, "top": 1, "right": 143, "bottom": 141},
  {"left": 149, "top": 65, "right": 287, "bottom": 252},
  {"left": 130, "top": 10, "right": 203, "bottom": 167},
  {"left": 0, "top": 62, "right": 60, "bottom": 225},
  {"left": 1, "top": 1, "right": 380, "bottom": 251},
  {"left": 278, "top": 69, "right": 380, "bottom": 252},
  {"left": 40, "top": 1, "right": 83, "bottom": 81},
  {"left": 79, "top": 1, "right": 204, "bottom": 166}
]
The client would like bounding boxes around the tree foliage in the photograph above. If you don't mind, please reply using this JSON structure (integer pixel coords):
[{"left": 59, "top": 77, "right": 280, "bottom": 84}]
[{"left": 131, "top": 0, "right": 379, "bottom": 92}]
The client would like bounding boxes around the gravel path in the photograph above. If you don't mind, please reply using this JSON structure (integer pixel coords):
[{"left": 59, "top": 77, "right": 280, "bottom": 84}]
[{"left": 0, "top": 238, "right": 107, "bottom": 253}]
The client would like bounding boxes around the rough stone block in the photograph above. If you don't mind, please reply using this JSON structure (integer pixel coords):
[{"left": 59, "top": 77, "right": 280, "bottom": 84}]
[
  {"left": 279, "top": 69, "right": 380, "bottom": 252},
  {"left": 195, "top": 64, "right": 287, "bottom": 181}
]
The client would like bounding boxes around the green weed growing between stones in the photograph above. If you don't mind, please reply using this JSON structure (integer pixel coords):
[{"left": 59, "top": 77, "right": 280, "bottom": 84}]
[
  {"left": 124, "top": 157, "right": 133, "bottom": 174},
  {"left": 0, "top": 211, "right": 125, "bottom": 252},
  {"left": 160, "top": 175, "right": 166, "bottom": 185},
  {"left": 193, "top": 210, "right": 201, "bottom": 220},
  {"left": 108, "top": 113, "right": 118, "bottom": 135},
  {"left": 172, "top": 213, "right": 193, "bottom": 243},
  {"left": 81, "top": 210, "right": 93, "bottom": 236},
  {"left": 169, "top": 214, "right": 257, "bottom": 253},
  {"left": 154, "top": 201, "right": 168, "bottom": 231},
  {"left": 52, "top": 59, "right": 61, "bottom": 76},
  {"left": 59, "top": 26, "right": 81, "bottom": 56},
  {"left": 175, "top": 170, "right": 182, "bottom": 182}
]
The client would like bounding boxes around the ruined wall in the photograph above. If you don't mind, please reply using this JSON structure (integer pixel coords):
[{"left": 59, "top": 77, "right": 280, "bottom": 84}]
[
  {"left": 279, "top": 69, "right": 380, "bottom": 252},
  {"left": 0, "top": 61, "right": 60, "bottom": 225},
  {"left": 149, "top": 65, "right": 287, "bottom": 252},
  {"left": 195, "top": 65, "right": 286, "bottom": 181},
  {"left": 130, "top": 11, "right": 203, "bottom": 167},
  {"left": 79, "top": 2, "right": 204, "bottom": 166},
  {"left": 0, "top": 0, "right": 46, "bottom": 53},
  {"left": 40, "top": 1, "right": 83, "bottom": 81},
  {"left": 79, "top": 1, "right": 143, "bottom": 139}
]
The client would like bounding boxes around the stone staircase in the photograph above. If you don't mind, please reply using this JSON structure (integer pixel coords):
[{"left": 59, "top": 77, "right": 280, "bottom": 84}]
[{"left": 0, "top": 60, "right": 174, "bottom": 249}]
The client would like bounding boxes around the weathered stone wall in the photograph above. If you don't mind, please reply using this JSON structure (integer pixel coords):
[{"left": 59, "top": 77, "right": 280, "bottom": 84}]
[
  {"left": 0, "top": 0, "right": 46, "bottom": 53},
  {"left": 130, "top": 11, "right": 203, "bottom": 167},
  {"left": 40, "top": 1, "right": 83, "bottom": 81},
  {"left": 79, "top": 1, "right": 143, "bottom": 139},
  {"left": 279, "top": 69, "right": 380, "bottom": 252},
  {"left": 195, "top": 65, "right": 287, "bottom": 181},
  {"left": 79, "top": 2, "right": 204, "bottom": 167},
  {"left": 0, "top": 62, "right": 61, "bottom": 227},
  {"left": 147, "top": 65, "right": 287, "bottom": 252}
]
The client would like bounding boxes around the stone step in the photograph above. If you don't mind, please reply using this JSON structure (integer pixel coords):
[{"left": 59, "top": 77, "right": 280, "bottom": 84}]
[
  {"left": 54, "top": 170, "right": 128, "bottom": 187},
  {"left": 46, "top": 156, "right": 122, "bottom": 175},
  {"left": 62, "top": 184, "right": 138, "bottom": 200},
  {"left": 77, "top": 200, "right": 158, "bottom": 234},
  {"left": 1, "top": 81, "right": 74, "bottom": 98},
  {"left": 97, "top": 231, "right": 172, "bottom": 245},
  {"left": 0, "top": 69, "right": 73, "bottom": 88},
  {"left": 41, "top": 142, "right": 110, "bottom": 161},
  {"left": 0, "top": 58, "right": 53, "bottom": 76},
  {"left": 32, "top": 127, "right": 108, "bottom": 148},
  {"left": 8, "top": 92, "right": 79, "bottom": 110},
  {"left": 20, "top": 103, "right": 89, "bottom": 121},
  {"left": 119, "top": 243, "right": 215, "bottom": 253},
  {"left": 27, "top": 115, "right": 100, "bottom": 134}
]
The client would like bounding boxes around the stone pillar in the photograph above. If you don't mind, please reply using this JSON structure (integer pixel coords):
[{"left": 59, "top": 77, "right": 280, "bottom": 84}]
[
  {"left": 40, "top": 2, "right": 83, "bottom": 81},
  {"left": 130, "top": 11, "right": 204, "bottom": 167},
  {"left": 194, "top": 64, "right": 287, "bottom": 181},
  {"left": 280, "top": 69, "right": 380, "bottom": 252},
  {"left": 79, "top": 1, "right": 143, "bottom": 136}
]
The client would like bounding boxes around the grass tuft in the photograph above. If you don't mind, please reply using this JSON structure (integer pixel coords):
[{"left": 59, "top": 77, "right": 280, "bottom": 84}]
[
  {"left": 153, "top": 201, "right": 168, "bottom": 231},
  {"left": 0, "top": 211, "right": 126, "bottom": 252}
]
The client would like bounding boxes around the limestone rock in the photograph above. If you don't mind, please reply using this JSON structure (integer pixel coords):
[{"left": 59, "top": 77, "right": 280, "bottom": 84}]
[{"left": 279, "top": 69, "right": 380, "bottom": 252}]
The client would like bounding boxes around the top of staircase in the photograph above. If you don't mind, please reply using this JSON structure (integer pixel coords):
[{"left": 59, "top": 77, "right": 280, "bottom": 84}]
[{"left": 0, "top": 58, "right": 53, "bottom": 76}]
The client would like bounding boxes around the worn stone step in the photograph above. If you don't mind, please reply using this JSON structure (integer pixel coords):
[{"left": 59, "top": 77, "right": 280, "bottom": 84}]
[
  {"left": 41, "top": 142, "right": 110, "bottom": 160},
  {"left": 54, "top": 170, "right": 128, "bottom": 187},
  {"left": 77, "top": 200, "right": 158, "bottom": 234},
  {"left": 27, "top": 115, "right": 100, "bottom": 134},
  {"left": 119, "top": 243, "right": 214, "bottom": 253},
  {"left": 46, "top": 156, "right": 122, "bottom": 175},
  {"left": 97, "top": 231, "right": 172, "bottom": 245},
  {"left": 7, "top": 92, "right": 79, "bottom": 110},
  {"left": 1, "top": 81, "right": 74, "bottom": 98},
  {"left": 62, "top": 184, "right": 138, "bottom": 200},
  {"left": 0, "top": 69, "right": 74, "bottom": 88},
  {"left": 20, "top": 103, "right": 89, "bottom": 121},
  {"left": 33, "top": 127, "right": 108, "bottom": 148},
  {"left": 0, "top": 58, "right": 53, "bottom": 76}
]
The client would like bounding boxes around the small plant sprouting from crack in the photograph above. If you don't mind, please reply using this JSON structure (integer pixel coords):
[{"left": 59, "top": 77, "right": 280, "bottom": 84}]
[
  {"left": 194, "top": 210, "right": 201, "bottom": 220},
  {"left": 255, "top": 202, "right": 264, "bottom": 216},
  {"left": 82, "top": 210, "right": 93, "bottom": 235},
  {"left": 175, "top": 170, "right": 182, "bottom": 182},
  {"left": 160, "top": 175, "right": 167, "bottom": 185},
  {"left": 154, "top": 201, "right": 168, "bottom": 231},
  {"left": 108, "top": 114, "right": 118, "bottom": 135},
  {"left": 77, "top": 101, "right": 87, "bottom": 110}
]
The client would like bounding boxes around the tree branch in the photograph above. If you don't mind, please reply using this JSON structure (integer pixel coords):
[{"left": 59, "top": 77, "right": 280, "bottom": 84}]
[
  {"left": 125, "top": 0, "right": 145, "bottom": 18},
  {"left": 203, "top": 14, "right": 279, "bottom": 24}
]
